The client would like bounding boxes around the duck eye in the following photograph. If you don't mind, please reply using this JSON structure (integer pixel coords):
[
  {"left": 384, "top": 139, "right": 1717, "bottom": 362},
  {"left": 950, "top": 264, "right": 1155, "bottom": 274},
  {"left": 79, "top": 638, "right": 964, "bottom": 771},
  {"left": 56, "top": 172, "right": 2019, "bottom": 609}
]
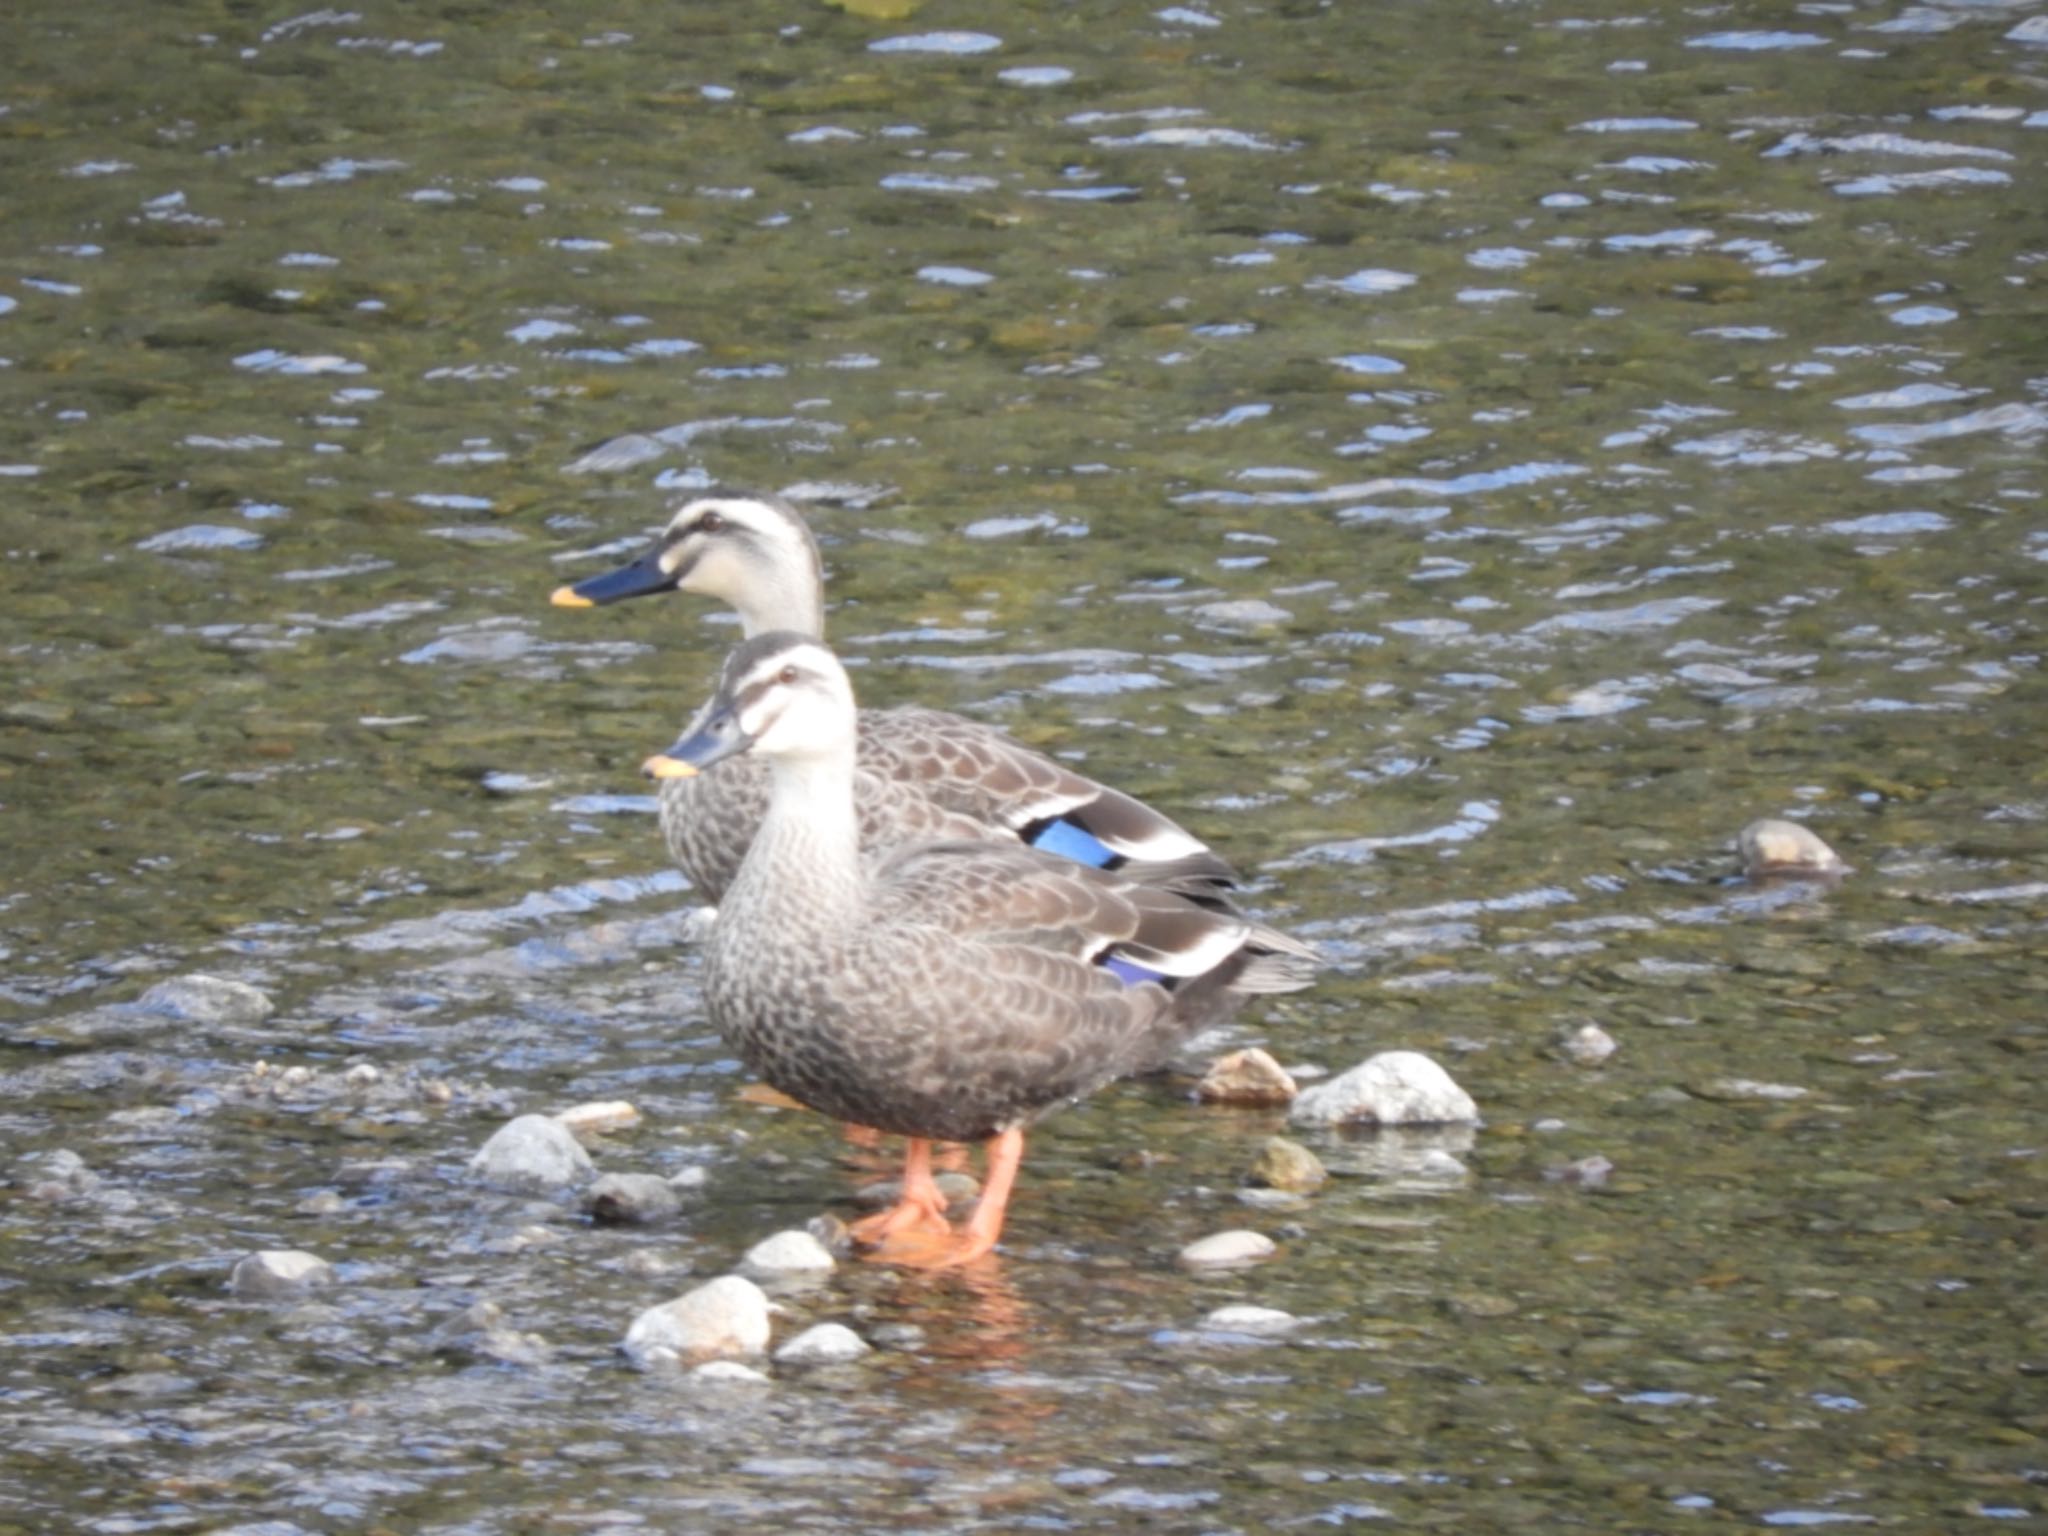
[
  {"left": 695, "top": 510, "right": 725, "bottom": 534},
  {"left": 778, "top": 665, "right": 799, "bottom": 686}
]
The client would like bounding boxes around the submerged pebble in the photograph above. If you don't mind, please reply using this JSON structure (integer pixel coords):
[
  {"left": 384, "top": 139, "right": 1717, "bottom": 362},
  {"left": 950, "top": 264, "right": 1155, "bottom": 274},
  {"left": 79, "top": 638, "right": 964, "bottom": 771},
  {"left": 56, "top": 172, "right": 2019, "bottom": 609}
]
[
  {"left": 774, "top": 1322, "right": 871, "bottom": 1364},
  {"left": 584, "top": 1172, "right": 680, "bottom": 1225},
  {"left": 230, "top": 1250, "right": 335, "bottom": 1298},
  {"left": 1179, "top": 1229, "right": 1277, "bottom": 1268},
  {"left": 137, "top": 974, "right": 276, "bottom": 1025},
  {"left": 1739, "top": 818, "right": 1848, "bottom": 880},
  {"left": 468, "top": 1114, "right": 595, "bottom": 1194},
  {"left": 1197, "top": 1047, "right": 1299, "bottom": 1106},
  {"left": 24, "top": 1148, "right": 99, "bottom": 1202},
  {"left": 1202, "top": 1304, "right": 1303, "bottom": 1336},
  {"left": 622, "top": 1274, "right": 772, "bottom": 1368},
  {"left": 1564, "top": 1024, "right": 1618, "bottom": 1064},
  {"left": 1249, "top": 1136, "right": 1327, "bottom": 1192},
  {"left": 1290, "top": 1050, "right": 1479, "bottom": 1127}
]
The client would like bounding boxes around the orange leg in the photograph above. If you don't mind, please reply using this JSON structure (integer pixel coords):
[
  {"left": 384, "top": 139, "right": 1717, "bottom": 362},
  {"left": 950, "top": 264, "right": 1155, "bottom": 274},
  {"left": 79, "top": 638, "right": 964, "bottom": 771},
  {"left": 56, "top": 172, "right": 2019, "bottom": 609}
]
[
  {"left": 880, "top": 1127, "right": 1026, "bottom": 1270},
  {"left": 846, "top": 1138, "right": 952, "bottom": 1246}
]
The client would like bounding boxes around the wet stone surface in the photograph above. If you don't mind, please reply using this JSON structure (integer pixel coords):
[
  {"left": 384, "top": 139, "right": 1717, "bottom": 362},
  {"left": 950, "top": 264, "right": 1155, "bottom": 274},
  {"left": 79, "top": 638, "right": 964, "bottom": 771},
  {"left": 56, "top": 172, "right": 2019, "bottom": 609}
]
[{"left": 1, "top": 0, "right": 2046, "bottom": 1530}]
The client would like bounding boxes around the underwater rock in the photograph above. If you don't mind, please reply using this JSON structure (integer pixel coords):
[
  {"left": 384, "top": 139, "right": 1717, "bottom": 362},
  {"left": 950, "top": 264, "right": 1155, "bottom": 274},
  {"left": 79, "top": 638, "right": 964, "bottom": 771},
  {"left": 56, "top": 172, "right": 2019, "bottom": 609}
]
[
  {"left": 742, "top": 1229, "right": 836, "bottom": 1277},
  {"left": 137, "top": 974, "right": 276, "bottom": 1026},
  {"left": 854, "top": 1170, "right": 978, "bottom": 1209},
  {"left": 1197, "top": 1047, "right": 1299, "bottom": 1106},
  {"left": 428, "top": 1300, "right": 551, "bottom": 1366},
  {"left": 1739, "top": 818, "right": 1848, "bottom": 880},
  {"left": 585, "top": 1172, "right": 680, "bottom": 1225},
  {"left": 622, "top": 1274, "right": 772, "bottom": 1368},
  {"left": 774, "top": 1322, "right": 871, "bottom": 1364},
  {"left": 1564, "top": 1024, "right": 1618, "bottom": 1065},
  {"left": 24, "top": 1148, "right": 100, "bottom": 1202},
  {"left": 1202, "top": 1304, "right": 1303, "bottom": 1336},
  {"left": 468, "top": 1114, "right": 595, "bottom": 1194},
  {"left": 1290, "top": 1050, "right": 1479, "bottom": 1128},
  {"left": 1178, "top": 1229, "right": 1277, "bottom": 1268},
  {"left": 555, "top": 1100, "right": 643, "bottom": 1141},
  {"left": 690, "top": 1360, "right": 772, "bottom": 1385},
  {"left": 1544, "top": 1154, "right": 1614, "bottom": 1188},
  {"left": 230, "top": 1249, "right": 334, "bottom": 1298},
  {"left": 1248, "top": 1136, "right": 1327, "bottom": 1192}
]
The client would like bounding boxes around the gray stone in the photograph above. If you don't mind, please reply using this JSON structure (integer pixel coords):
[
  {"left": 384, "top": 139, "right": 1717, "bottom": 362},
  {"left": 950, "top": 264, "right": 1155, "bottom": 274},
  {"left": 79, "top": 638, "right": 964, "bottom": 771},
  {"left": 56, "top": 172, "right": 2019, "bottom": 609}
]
[
  {"left": 622, "top": 1274, "right": 772, "bottom": 1368},
  {"left": 230, "top": 1250, "right": 334, "bottom": 1298},
  {"left": 468, "top": 1114, "right": 595, "bottom": 1194},
  {"left": 742, "top": 1229, "right": 836, "bottom": 1276},
  {"left": 774, "top": 1322, "right": 871, "bottom": 1364},
  {"left": 1739, "top": 818, "right": 1848, "bottom": 880},
  {"left": 137, "top": 974, "right": 276, "bottom": 1026},
  {"left": 689, "top": 1360, "right": 772, "bottom": 1385},
  {"left": 24, "top": 1148, "right": 99, "bottom": 1201},
  {"left": 1290, "top": 1050, "right": 1479, "bottom": 1128},
  {"left": 584, "top": 1173, "right": 680, "bottom": 1225},
  {"left": 1196, "top": 1047, "right": 1299, "bottom": 1106},
  {"left": 1178, "top": 1229, "right": 1277, "bottom": 1269}
]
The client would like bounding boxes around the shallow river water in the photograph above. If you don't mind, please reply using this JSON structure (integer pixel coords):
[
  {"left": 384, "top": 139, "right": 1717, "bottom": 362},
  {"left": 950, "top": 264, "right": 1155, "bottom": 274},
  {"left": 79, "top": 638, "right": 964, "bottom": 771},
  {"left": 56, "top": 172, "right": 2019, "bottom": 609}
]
[{"left": 3, "top": 0, "right": 2046, "bottom": 1531}]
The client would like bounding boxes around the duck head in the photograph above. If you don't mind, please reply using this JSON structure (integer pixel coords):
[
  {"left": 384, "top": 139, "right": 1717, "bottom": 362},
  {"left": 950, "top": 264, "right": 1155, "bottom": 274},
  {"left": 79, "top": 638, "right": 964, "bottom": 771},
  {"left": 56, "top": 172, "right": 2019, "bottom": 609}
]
[
  {"left": 643, "top": 632, "right": 857, "bottom": 780},
  {"left": 553, "top": 491, "right": 825, "bottom": 637}
]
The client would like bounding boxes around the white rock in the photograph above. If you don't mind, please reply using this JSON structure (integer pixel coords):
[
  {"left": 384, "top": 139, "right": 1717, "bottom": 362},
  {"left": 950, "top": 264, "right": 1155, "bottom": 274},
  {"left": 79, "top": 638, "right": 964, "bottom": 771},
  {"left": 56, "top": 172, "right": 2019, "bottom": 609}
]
[
  {"left": 774, "top": 1322, "right": 872, "bottom": 1364},
  {"left": 1178, "top": 1229, "right": 1277, "bottom": 1268},
  {"left": 742, "top": 1229, "right": 836, "bottom": 1276},
  {"left": 1289, "top": 1050, "right": 1479, "bottom": 1127},
  {"left": 467, "top": 1114, "right": 595, "bottom": 1194},
  {"left": 1739, "top": 818, "right": 1847, "bottom": 879},
  {"left": 230, "top": 1249, "right": 334, "bottom": 1297},
  {"left": 621, "top": 1275, "right": 771, "bottom": 1369},
  {"left": 137, "top": 974, "right": 276, "bottom": 1025},
  {"left": 553, "top": 1100, "right": 642, "bottom": 1141},
  {"left": 1565, "top": 1024, "right": 1617, "bottom": 1065},
  {"left": 1202, "top": 1304, "right": 1302, "bottom": 1335}
]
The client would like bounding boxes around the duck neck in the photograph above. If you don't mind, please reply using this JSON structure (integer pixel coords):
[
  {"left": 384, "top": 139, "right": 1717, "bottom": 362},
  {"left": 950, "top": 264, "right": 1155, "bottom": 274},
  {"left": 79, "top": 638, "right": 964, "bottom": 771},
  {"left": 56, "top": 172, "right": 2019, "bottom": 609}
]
[
  {"left": 731, "top": 556, "right": 827, "bottom": 641},
  {"left": 735, "top": 744, "right": 865, "bottom": 928}
]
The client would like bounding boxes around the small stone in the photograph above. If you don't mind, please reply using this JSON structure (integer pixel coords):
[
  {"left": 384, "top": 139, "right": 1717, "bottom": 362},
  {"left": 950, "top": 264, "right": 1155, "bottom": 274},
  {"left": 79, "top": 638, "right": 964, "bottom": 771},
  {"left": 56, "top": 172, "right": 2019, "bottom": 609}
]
[
  {"left": 137, "top": 974, "right": 276, "bottom": 1026},
  {"left": 554, "top": 1100, "right": 643, "bottom": 1141},
  {"left": 1544, "top": 1154, "right": 1615, "bottom": 1188},
  {"left": 343, "top": 1063, "right": 380, "bottom": 1088},
  {"left": 1289, "top": 1050, "right": 1479, "bottom": 1128},
  {"left": 670, "top": 1165, "right": 710, "bottom": 1190},
  {"left": 871, "top": 1322, "right": 926, "bottom": 1350},
  {"left": 468, "top": 1114, "right": 595, "bottom": 1194},
  {"left": 230, "top": 1250, "right": 334, "bottom": 1298},
  {"left": 1693, "top": 1077, "right": 1809, "bottom": 1103},
  {"left": 622, "top": 1275, "right": 772, "bottom": 1369},
  {"left": 1202, "top": 1304, "right": 1302, "bottom": 1336},
  {"left": 1197, "top": 1047, "right": 1299, "bottom": 1107},
  {"left": 585, "top": 1173, "right": 681, "bottom": 1225},
  {"left": 295, "top": 1191, "right": 346, "bottom": 1216},
  {"left": 1248, "top": 1136, "right": 1327, "bottom": 1192},
  {"left": 854, "top": 1170, "right": 978, "bottom": 1209},
  {"left": 742, "top": 1229, "right": 836, "bottom": 1276},
  {"left": 1564, "top": 1024, "right": 1617, "bottom": 1065},
  {"left": 774, "top": 1322, "right": 871, "bottom": 1364},
  {"left": 690, "top": 1360, "right": 771, "bottom": 1385},
  {"left": 24, "top": 1149, "right": 98, "bottom": 1201},
  {"left": 1178, "top": 1229, "right": 1277, "bottom": 1269},
  {"left": 1412, "top": 1148, "right": 1470, "bottom": 1179},
  {"left": 1739, "top": 818, "right": 1848, "bottom": 880}
]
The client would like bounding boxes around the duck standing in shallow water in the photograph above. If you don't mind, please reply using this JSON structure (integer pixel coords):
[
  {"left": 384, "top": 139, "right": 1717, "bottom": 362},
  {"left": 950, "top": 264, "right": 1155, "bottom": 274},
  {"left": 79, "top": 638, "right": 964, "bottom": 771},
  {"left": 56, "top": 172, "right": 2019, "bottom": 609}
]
[
  {"left": 552, "top": 491, "right": 1236, "bottom": 906},
  {"left": 643, "top": 632, "right": 1320, "bottom": 1268}
]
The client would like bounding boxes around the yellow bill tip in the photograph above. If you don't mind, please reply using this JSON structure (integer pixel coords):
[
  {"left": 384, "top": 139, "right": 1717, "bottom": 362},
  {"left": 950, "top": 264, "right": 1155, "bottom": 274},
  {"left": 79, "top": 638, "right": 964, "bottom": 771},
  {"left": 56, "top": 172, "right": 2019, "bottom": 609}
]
[
  {"left": 642, "top": 753, "right": 698, "bottom": 781},
  {"left": 550, "top": 584, "right": 594, "bottom": 609}
]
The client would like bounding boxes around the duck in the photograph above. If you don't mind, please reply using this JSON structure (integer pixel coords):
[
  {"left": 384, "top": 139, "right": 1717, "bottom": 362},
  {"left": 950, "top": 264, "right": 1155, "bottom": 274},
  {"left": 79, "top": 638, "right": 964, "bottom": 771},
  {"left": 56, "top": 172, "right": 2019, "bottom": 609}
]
[
  {"left": 551, "top": 491, "right": 1235, "bottom": 906},
  {"left": 642, "top": 632, "right": 1319, "bottom": 1267}
]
